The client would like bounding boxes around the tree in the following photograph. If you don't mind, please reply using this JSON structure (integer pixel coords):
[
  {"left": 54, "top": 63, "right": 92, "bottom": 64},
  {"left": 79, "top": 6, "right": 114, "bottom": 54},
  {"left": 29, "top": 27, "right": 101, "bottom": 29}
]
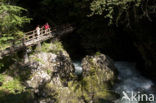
[
  {"left": 0, "top": 0, "right": 30, "bottom": 50},
  {"left": 89, "top": 0, "right": 156, "bottom": 26}
]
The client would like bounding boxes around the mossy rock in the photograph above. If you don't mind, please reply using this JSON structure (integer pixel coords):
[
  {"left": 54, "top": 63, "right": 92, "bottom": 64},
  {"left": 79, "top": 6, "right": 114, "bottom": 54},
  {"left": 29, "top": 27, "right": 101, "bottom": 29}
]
[{"left": 78, "top": 53, "right": 119, "bottom": 102}]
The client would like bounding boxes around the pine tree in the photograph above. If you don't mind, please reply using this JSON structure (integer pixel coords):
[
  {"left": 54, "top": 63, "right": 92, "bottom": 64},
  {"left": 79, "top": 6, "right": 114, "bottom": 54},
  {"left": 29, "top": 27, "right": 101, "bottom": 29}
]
[{"left": 0, "top": 0, "right": 31, "bottom": 50}]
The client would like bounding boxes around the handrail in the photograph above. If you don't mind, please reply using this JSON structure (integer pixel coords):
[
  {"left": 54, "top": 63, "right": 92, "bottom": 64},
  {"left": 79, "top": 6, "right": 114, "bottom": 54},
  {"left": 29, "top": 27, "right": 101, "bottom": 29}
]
[{"left": 0, "top": 24, "right": 73, "bottom": 57}]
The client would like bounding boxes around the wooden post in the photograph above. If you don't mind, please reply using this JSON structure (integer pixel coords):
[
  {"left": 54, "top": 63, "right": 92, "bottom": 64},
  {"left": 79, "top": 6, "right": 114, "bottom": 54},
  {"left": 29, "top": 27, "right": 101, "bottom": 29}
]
[{"left": 33, "top": 30, "right": 36, "bottom": 44}]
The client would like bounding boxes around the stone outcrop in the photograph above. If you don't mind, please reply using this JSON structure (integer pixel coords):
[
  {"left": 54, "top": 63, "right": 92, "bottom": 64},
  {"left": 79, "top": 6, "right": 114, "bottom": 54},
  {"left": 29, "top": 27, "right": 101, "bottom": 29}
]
[
  {"left": 79, "top": 53, "right": 118, "bottom": 102},
  {"left": 26, "top": 50, "right": 119, "bottom": 103},
  {"left": 25, "top": 46, "right": 75, "bottom": 103},
  {"left": 26, "top": 51, "right": 74, "bottom": 89},
  {"left": 0, "top": 41, "right": 119, "bottom": 103},
  {"left": 82, "top": 53, "right": 118, "bottom": 80}
]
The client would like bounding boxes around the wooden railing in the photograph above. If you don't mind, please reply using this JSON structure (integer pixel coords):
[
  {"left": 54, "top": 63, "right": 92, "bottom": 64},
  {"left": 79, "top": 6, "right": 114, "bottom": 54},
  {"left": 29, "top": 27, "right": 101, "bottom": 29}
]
[
  {"left": 24, "top": 28, "right": 52, "bottom": 46},
  {"left": 11, "top": 24, "right": 73, "bottom": 46},
  {"left": 0, "top": 24, "right": 74, "bottom": 59}
]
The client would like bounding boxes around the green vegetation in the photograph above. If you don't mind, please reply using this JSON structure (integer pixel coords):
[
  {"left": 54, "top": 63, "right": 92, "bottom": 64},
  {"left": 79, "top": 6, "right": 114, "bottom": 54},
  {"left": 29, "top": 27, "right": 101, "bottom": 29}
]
[
  {"left": 0, "top": 0, "right": 154, "bottom": 78},
  {"left": 41, "top": 41, "right": 64, "bottom": 54},
  {"left": 95, "top": 51, "right": 101, "bottom": 56},
  {"left": 89, "top": 0, "right": 151, "bottom": 25},
  {"left": 41, "top": 42, "right": 52, "bottom": 52},
  {"left": 0, "top": 78, "right": 24, "bottom": 93},
  {"left": 0, "top": 74, "right": 5, "bottom": 83},
  {"left": 0, "top": 74, "right": 33, "bottom": 103},
  {"left": 68, "top": 68, "right": 117, "bottom": 102},
  {"left": 0, "top": 0, "right": 30, "bottom": 50},
  {"left": 0, "top": 0, "right": 155, "bottom": 102},
  {"left": 31, "top": 56, "right": 45, "bottom": 64}
]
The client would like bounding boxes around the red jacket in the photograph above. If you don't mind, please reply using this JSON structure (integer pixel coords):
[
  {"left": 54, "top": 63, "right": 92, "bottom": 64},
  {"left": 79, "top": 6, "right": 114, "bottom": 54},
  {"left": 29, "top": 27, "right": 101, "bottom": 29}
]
[{"left": 44, "top": 24, "right": 50, "bottom": 30}]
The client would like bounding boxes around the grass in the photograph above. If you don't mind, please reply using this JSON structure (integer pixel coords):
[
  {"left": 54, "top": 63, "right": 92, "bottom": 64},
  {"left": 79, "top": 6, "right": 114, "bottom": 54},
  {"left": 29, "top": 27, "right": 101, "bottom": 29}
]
[
  {"left": 40, "top": 40, "right": 64, "bottom": 54},
  {"left": 0, "top": 74, "right": 24, "bottom": 94}
]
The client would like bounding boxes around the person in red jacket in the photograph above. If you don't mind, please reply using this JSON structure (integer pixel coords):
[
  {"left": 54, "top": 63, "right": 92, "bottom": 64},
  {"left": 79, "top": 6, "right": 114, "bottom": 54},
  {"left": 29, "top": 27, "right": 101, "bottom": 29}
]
[{"left": 44, "top": 23, "right": 50, "bottom": 34}]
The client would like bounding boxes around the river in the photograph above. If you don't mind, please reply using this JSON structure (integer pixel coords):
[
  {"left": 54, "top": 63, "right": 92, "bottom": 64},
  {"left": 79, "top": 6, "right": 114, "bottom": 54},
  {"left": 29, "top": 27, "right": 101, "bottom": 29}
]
[{"left": 73, "top": 61, "right": 156, "bottom": 103}]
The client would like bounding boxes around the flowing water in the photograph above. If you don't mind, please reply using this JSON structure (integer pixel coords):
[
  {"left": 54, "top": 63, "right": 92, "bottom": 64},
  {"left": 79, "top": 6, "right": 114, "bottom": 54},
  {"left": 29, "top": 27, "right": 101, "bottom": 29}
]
[
  {"left": 73, "top": 61, "right": 156, "bottom": 103},
  {"left": 73, "top": 61, "right": 83, "bottom": 74},
  {"left": 114, "top": 62, "right": 155, "bottom": 103}
]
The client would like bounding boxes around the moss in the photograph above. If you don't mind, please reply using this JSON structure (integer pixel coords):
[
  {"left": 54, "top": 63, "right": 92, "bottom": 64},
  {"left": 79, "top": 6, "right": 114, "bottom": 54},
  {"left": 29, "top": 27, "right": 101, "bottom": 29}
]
[
  {"left": 51, "top": 40, "right": 64, "bottom": 54},
  {"left": 68, "top": 65, "right": 117, "bottom": 102},
  {"left": 47, "top": 69, "right": 52, "bottom": 75},
  {"left": 0, "top": 78, "right": 24, "bottom": 94},
  {"left": 39, "top": 41, "right": 64, "bottom": 54},
  {"left": 41, "top": 42, "right": 52, "bottom": 52},
  {"left": 0, "top": 74, "right": 5, "bottom": 83},
  {"left": 31, "top": 57, "right": 45, "bottom": 64},
  {"left": 53, "top": 40, "right": 64, "bottom": 51},
  {"left": 95, "top": 51, "right": 101, "bottom": 56}
]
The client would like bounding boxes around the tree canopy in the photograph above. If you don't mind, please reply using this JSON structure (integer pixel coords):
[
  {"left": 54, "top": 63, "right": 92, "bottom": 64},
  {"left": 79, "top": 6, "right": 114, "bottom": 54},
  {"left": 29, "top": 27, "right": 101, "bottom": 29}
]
[{"left": 88, "top": 0, "right": 156, "bottom": 26}]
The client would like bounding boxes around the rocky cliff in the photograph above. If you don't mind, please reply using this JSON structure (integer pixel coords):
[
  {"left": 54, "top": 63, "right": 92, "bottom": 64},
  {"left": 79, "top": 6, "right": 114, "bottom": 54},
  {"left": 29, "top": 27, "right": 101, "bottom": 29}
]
[{"left": 0, "top": 41, "right": 119, "bottom": 103}]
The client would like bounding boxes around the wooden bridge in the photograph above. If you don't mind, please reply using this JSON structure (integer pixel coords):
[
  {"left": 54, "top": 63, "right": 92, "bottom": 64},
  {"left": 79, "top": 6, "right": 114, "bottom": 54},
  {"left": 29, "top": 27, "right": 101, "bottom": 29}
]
[{"left": 0, "top": 24, "right": 74, "bottom": 59}]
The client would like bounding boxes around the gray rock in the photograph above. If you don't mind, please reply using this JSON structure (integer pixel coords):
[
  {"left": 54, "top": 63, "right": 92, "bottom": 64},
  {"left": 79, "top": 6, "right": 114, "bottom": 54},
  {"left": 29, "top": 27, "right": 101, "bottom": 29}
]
[
  {"left": 82, "top": 53, "right": 118, "bottom": 81},
  {"left": 80, "top": 53, "right": 119, "bottom": 102}
]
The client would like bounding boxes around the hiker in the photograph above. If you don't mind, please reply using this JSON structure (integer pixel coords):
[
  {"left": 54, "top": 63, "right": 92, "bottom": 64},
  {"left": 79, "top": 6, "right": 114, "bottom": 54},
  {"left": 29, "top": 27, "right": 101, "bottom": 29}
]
[
  {"left": 44, "top": 23, "right": 50, "bottom": 34},
  {"left": 36, "top": 25, "right": 40, "bottom": 40}
]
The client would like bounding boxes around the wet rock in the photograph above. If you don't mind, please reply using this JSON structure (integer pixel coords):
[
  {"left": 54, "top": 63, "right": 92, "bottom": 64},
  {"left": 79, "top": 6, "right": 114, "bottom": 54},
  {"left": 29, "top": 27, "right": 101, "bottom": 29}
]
[
  {"left": 80, "top": 53, "right": 119, "bottom": 102},
  {"left": 82, "top": 53, "right": 118, "bottom": 81}
]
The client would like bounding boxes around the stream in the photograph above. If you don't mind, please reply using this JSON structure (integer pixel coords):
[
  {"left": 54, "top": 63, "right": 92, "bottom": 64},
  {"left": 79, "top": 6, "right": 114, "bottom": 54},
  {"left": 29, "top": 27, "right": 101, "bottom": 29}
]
[{"left": 73, "top": 61, "right": 156, "bottom": 103}]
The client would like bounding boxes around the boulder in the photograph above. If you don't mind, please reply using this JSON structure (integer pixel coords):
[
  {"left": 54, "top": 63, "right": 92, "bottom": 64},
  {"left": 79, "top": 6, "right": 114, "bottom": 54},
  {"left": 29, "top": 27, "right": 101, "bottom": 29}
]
[
  {"left": 26, "top": 50, "right": 75, "bottom": 89},
  {"left": 79, "top": 53, "right": 118, "bottom": 102},
  {"left": 24, "top": 42, "right": 75, "bottom": 103},
  {"left": 82, "top": 53, "right": 118, "bottom": 80}
]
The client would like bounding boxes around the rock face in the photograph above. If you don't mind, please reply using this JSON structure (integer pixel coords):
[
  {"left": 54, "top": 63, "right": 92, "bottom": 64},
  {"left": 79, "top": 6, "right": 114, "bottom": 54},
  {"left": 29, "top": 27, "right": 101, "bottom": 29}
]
[
  {"left": 26, "top": 51, "right": 74, "bottom": 89},
  {"left": 0, "top": 41, "right": 119, "bottom": 103},
  {"left": 82, "top": 53, "right": 118, "bottom": 79},
  {"left": 27, "top": 51, "right": 119, "bottom": 103},
  {"left": 24, "top": 42, "right": 76, "bottom": 103},
  {"left": 79, "top": 53, "right": 118, "bottom": 102}
]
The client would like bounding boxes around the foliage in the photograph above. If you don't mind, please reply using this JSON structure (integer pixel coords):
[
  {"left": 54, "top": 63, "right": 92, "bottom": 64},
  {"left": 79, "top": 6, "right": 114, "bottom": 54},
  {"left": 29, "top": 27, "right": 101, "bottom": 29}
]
[
  {"left": 41, "top": 41, "right": 64, "bottom": 54},
  {"left": 0, "top": 0, "right": 31, "bottom": 50},
  {"left": 53, "top": 40, "right": 64, "bottom": 51},
  {"left": 95, "top": 51, "right": 101, "bottom": 56},
  {"left": 0, "top": 74, "right": 5, "bottom": 83},
  {"left": 0, "top": 74, "right": 24, "bottom": 93},
  {"left": 0, "top": 74, "right": 33, "bottom": 103},
  {"left": 89, "top": 0, "right": 155, "bottom": 26},
  {"left": 41, "top": 42, "right": 52, "bottom": 52}
]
